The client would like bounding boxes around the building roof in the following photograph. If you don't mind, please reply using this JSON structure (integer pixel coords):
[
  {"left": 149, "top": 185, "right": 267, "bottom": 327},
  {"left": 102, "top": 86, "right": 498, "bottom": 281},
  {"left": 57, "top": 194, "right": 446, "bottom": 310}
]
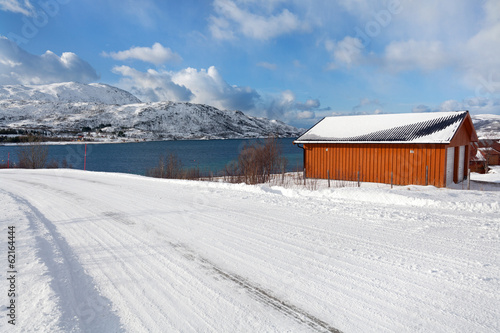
[
  {"left": 295, "top": 111, "right": 472, "bottom": 144},
  {"left": 478, "top": 147, "right": 500, "bottom": 155},
  {"left": 472, "top": 150, "right": 487, "bottom": 162},
  {"left": 478, "top": 139, "right": 500, "bottom": 151}
]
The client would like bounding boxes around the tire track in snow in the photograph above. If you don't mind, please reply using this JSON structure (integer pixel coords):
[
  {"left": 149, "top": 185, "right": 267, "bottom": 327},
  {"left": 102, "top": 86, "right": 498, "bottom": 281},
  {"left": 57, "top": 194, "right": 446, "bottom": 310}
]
[
  {"left": 26, "top": 175, "right": 343, "bottom": 332},
  {"left": 164, "top": 241, "right": 343, "bottom": 333},
  {"left": 1, "top": 190, "right": 123, "bottom": 332},
  {"left": 211, "top": 265, "right": 341, "bottom": 333},
  {"left": 7, "top": 181, "right": 208, "bottom": 331},
  {"left": 164, "top": 193, "right": 496, "bottom": 332},
  {"left": 7, "top": 177, "right": 286, "bottom": 331},
  {"left": 90, "top": 205, "right": 337, "bottom": 332}
]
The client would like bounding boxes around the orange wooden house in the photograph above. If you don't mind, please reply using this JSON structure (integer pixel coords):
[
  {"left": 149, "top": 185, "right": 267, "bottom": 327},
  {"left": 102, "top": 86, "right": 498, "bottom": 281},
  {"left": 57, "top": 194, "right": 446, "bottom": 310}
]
[{"left": 294, "top": 111, "right": 478, "bottom": 188}]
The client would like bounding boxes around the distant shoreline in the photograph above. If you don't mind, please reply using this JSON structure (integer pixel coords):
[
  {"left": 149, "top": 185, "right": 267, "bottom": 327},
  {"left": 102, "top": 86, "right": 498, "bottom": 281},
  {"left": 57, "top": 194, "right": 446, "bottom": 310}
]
[{"left": 0, "top": 136, "right": 299, "bottom": 146}]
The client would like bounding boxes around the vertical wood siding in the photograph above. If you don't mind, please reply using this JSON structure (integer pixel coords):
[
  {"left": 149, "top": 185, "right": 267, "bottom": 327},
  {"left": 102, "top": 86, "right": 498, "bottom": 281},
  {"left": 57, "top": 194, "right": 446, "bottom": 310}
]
[{"left": 303, "top": 143, "right": 449, "bottom": 187}]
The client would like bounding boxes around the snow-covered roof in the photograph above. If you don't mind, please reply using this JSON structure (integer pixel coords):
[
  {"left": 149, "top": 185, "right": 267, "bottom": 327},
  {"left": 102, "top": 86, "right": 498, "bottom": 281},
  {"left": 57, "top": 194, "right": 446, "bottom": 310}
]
[
  {"left": 473, "top": 150, "right": 487, "bottom": 161},
  {"left": 295, "top": 111, "right": 470, "bottom": 144},
  {"left": 479, "top": 147, "right": 500, "bottom": 154}
]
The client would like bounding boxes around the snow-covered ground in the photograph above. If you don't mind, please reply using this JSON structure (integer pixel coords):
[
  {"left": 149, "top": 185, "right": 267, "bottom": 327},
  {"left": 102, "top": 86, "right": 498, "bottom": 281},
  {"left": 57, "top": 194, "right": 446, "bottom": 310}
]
[
  {"left": 0, "top": 169, "right": 499, "bottom": 332},
  {"left": 471, "top": 165, "right": 500, "bottom": 184}
]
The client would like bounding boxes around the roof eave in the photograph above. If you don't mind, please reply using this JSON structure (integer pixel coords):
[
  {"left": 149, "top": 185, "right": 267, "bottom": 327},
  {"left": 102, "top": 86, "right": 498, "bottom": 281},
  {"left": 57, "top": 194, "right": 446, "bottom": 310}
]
[{"left": 293, "top": 140, "right": 451, "bottom": 144}]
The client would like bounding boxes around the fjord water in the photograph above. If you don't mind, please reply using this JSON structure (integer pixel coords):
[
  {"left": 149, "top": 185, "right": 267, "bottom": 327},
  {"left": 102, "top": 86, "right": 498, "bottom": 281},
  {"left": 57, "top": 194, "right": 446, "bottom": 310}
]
[{"left": 0, "top": 138, "right": 303, "bottom": 176}]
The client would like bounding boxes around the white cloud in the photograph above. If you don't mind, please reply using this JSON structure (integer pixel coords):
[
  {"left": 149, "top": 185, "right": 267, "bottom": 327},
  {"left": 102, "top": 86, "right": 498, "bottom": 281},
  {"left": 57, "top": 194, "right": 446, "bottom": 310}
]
[
  {"left": 336, "top": 0, "right": 376, "bottom": 19},
  {"left": 210, "top": 0, "right": 307, "bottom": 40},
  {"left": 0, "top": 36, "right": 99, "bottom": 85},
  {"left": 112, "top": 65, "right": 260, "bottom": 112},
  {"left": 171, "top": 66, "right": 260, "bottom": 111},
  {"left": 439, "top": 98, "right": 500, "bottom": 115},
  {"left": 322, "top": 0, "right": 499, "bottom": 93},
  {"left": 296, "top": 110, "right": 315, "bottom": 119},
  {"left": 412, "top": 105, "right": 433, "bottom": 113},
  {"left": 413, "top": 97, "right": 500, "bottom": 115},
  {"left": 325, "top": 36, "right": 364, "bottom": 69},
  {"left": 112, "top": 64, "right": 325, "bottom": 125},
  {"left": 462, "top": 23, "right": 500, "bottom": 94},
  {"left": 383, "top": 39, "right": 448, "bottom": 72},
  {"left": 112, "top": 65, "right": 193, "bottom": 102},
  {"left": 484, "top": 0, "right": 500, "bottom": 24},
  {"left": 209, "top": 15, "right": 235, "bottom": 40},
  {"left": 264, "top": 90, "right": 326, "bottom": 124},
  {"left": 296, "top": 98, "right": 320, "bottom": 110},
  {"left": 353, "top": 98, "right": 381, "bottom": 112},
  {"left": 0, "top": 0, "right": 34, "bottom": 16},
  {"left": 292, "top": 59, "right": 303, "bottom": 68},
  {"left": 102, "top": 43, "right": 181, "bottom": 65},
  {"left": 257, "top": 62, "right": 277, "bottom": 70}
]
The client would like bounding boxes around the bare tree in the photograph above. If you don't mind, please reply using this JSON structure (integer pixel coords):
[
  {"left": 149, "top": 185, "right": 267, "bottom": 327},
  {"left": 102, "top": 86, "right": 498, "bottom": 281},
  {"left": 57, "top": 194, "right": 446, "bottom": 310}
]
[
  {"left": 232, "top": 136, "right": 288, "bottom": 185},
  {"left": 18, "top": 135, "right": 48, "bottom": 169},
  {"left": 146, "top": 152, "right": 201, "bottom": 180}
]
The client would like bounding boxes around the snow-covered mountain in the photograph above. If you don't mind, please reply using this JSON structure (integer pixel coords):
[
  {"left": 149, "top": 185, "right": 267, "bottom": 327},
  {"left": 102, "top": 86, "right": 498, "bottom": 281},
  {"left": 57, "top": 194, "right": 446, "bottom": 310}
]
[
  {"left": 0, "top": 82, "right": 301, "bottom": 141},
  {"left": 471, "top": 114, "right": 500, "bottom": 139},
  {"left": 0, "top": 82, "right": 141, "bottom": 105}
]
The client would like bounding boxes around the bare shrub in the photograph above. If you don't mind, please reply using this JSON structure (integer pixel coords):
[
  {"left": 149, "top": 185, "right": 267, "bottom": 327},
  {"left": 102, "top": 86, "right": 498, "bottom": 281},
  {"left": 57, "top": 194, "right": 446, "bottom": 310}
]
[
  {"left": 183, "top": 166, "right": 201, "bottom": 180},
  {"left": 17, "top": 135, "right": 48, "bottom": 169},
  {"left": 46, "top": 159, "right": 59, "bottom": 169},
  {"left": 61, "top": 158, "right": 73, "bottom": 169},
  {"left": 228, "top": 136, "right": 288, "bottom": 185},
  {"left": 305, "top": 177, "right": 318, "bottom": 190},
  {"left": 223, "top": 161, "right": 242, "bottom": 183},
  {"left": 146, "top": 152, "right": 201, "bottom": 180},
  {"left": 147, "top": 153, "right": 181, "bottom": 179}
]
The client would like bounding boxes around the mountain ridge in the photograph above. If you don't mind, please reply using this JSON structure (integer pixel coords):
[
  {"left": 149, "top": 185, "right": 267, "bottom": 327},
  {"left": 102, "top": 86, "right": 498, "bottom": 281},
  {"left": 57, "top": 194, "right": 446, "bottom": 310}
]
[
  {"left": 0, "top": 82, "right": 142, "bottom": 105},
  {"left": 0, "top": 82, "right": 498, "bottom": 142},
  {"left": 0, "top": 82, "right": 302, "bottom": 141}
]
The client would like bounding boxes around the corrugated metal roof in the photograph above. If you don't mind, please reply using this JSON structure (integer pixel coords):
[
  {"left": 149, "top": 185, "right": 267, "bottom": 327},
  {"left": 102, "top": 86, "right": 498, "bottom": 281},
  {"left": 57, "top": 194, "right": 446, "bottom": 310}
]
[{"left": 295, "top": 111, "right": 469, "bottom": 144}]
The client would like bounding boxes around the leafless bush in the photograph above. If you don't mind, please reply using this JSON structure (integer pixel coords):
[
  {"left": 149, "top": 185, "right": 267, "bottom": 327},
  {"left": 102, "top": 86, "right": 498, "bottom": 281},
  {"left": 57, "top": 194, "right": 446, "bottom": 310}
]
[
  {"left": 147, "top": 153, "right": 181, "bottom": 179},
  {"left": 17, "top": 136, "right": 48, "bottom": 169},
  {"left": 46, "top": 159, "right": 59, "bottom": 169},
  {"left": 305, "top": 177, "right": 318, "bottom": 190},
  {"left": 223, "top": 161, "right": 243, "bottom": 183},
  {"left": 225, "top": 136, "right": 288, "bottom": 185},
  {"left": 61, "top": 158, "right": 73, "bottom": 169},
  {"left": 146, "top": 152, "right": 201, "bottom": 180}
]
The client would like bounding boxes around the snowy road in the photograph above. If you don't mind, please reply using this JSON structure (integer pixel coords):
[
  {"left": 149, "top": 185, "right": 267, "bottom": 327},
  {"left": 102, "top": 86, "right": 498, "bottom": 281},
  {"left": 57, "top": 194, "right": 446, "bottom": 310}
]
[{"left": 1, "top": 169, "right": 499, "bottom": 332}]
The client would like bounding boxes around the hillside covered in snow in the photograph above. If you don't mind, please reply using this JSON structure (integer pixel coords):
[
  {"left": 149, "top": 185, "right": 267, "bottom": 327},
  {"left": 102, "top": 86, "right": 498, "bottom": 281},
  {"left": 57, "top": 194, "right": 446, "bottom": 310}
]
[
  {"left": 0, "top": 82, "right": 301, "bottom": 141},
  {"left": 0, "top": 82, "right": 142, "bottom": 105},
  {"left": 471, "top": 113, "right": 500, "bottom": 139}
]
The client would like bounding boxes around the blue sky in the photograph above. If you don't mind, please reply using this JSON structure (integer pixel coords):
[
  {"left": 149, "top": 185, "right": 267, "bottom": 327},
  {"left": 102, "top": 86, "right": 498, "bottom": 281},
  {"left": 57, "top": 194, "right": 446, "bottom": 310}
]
[{"left": 0, "top": 0, "right": 499, "bottom": 128}]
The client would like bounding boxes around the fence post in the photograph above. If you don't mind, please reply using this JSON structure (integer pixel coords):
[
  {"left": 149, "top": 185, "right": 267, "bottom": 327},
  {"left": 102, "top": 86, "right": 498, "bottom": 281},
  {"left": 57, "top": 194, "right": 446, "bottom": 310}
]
[
  {"left": 84, "top": 143, "right": 87, "bottom": 171},
  {"left": 391, "top": 172, "right": 393, "bottom": 189},
  {"left": 467, "top": 169, "right": 470, "bottom": 190},
  {"left": 327, "top": 170, "right": 330, "bottom": 188},
  {"left": 303, "top": 168, "right": 306, "bottom": 186},
  {"left": 357, "top": 171, "right": 360, "bottom": 187},
  {"left": 425, "top": 165, "right": 428, "bottom": 186}
]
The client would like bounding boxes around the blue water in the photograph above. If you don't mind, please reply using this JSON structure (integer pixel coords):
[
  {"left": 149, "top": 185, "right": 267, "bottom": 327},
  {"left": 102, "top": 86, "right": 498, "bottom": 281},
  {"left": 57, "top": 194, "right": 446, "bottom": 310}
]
[{"left": 0, "top": 138, "right": 303, "bottom": 176}]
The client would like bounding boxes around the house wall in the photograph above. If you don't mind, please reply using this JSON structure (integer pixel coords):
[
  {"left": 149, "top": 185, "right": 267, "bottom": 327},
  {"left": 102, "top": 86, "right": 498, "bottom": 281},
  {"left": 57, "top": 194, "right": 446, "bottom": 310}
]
[
  {"left": 446, "top": 116, "right": 475, "bottom": 183},
  {"left": 303, "top": 143, "right": 448, "bottom": 187},
  {"left": 486, "top": 153, "right": 500, "bottom": 165}
]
